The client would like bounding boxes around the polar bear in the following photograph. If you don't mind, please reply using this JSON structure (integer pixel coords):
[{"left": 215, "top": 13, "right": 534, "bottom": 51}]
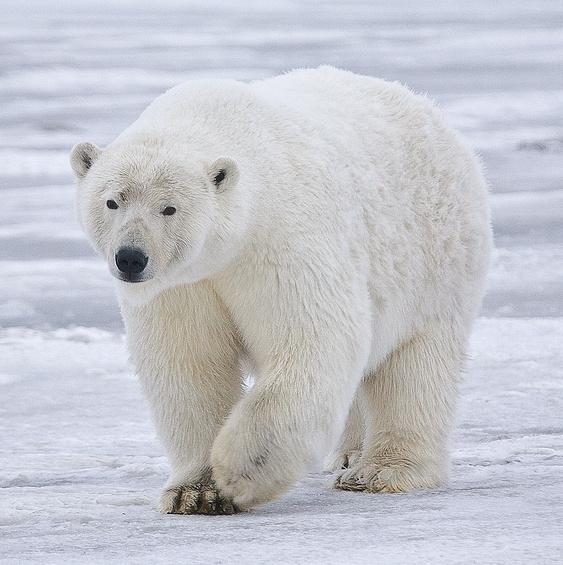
[{"left": 70, "top": 66, "right": 492, "bottom": 514}]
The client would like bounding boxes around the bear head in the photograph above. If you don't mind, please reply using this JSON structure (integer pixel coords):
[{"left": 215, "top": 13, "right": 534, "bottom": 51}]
[{"left": 70, "top": 140, "right": 246, "bottom": 304}]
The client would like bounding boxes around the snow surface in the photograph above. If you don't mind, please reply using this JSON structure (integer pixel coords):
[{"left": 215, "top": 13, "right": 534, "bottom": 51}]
[{"left": 1, "top": 1, "right": 562, "bottom": 563}]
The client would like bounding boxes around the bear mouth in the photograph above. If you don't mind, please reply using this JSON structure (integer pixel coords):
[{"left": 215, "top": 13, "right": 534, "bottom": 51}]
[{"left": 114, "top": 272, "right": 151, "bottom": 284}]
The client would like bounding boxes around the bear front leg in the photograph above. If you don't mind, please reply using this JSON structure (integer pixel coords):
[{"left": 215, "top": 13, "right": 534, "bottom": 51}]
[
  {"left": 122, "top": 282, "right": 243, "bottom": 514},
  {"left": 211, "top": 272, "right": 371, "bottom": 510}
]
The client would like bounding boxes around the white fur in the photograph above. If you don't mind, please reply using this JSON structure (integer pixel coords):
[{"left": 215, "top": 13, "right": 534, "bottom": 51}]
[{"left": 71, "top": 66, "right": 492, "bottom": 513}]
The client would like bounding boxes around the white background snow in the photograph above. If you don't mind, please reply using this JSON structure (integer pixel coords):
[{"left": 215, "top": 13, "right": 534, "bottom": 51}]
[{"left": 1, "top": 1, "right": 562, "bottom": 563}]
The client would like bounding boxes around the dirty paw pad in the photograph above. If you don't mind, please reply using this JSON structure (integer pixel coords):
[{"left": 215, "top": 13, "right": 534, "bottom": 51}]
[{"left": 160, "top": 482, "right": 239, "bottom": 515}]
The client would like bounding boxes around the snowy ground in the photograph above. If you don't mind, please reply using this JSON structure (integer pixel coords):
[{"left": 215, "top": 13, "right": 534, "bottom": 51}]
[{"left": 1, "top": 1, "right": 562, "bottom": 563}]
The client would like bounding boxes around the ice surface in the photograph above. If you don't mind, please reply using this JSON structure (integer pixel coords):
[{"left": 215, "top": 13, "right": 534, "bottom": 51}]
[{"left": 1, "top": 1, "right": 562, "bottom": 563}]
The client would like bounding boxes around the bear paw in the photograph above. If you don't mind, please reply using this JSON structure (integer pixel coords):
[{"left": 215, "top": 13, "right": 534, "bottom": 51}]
[
  {"left": 159, "top": 481, "right": 239, "bottom": 515},
  {"left": 211, "top": 450, "right": 273, "bottom": 511},
  {"left": 211, "top": 421, "right": 290, "bottom": 510},
  {"left": 334, "top": 459, "right": 442, "bottom": 493}
]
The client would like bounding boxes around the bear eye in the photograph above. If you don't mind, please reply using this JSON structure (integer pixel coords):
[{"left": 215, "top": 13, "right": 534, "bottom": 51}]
[
  {"left": 213, "top": 169, "right": 226, "bottom": 186},
  {"left": 106, "top": 199, "right": 118, "bottom": 210},
  {"left": 162, "top": 206, "right": 176, "bottom": 216}
]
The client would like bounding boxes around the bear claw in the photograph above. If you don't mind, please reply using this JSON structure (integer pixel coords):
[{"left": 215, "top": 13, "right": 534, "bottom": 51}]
[{"left": 159, "top": 482, "right": 239, "bottom": 515}]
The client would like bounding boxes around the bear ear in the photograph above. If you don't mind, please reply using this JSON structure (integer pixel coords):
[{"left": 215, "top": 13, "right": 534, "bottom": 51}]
[
  {"left": 207, "top": 157, "right": 239, "bottom": 192},
  {"left": 70, "top": 142, "right": 101, "bottom": 179}
]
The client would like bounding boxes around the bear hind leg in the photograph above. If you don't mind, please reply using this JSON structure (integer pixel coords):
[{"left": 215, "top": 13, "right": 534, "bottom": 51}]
[
  {"left": 326, "top": 393, "right": 365, "bottom": 472},
  {"left": 335, "top": 316, "right": 466, "bottom": 493}
]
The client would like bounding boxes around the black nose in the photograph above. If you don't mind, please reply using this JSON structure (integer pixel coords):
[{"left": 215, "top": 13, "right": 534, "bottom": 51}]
[{"left": 115, "top": 247, "right": 148, "bottom": 278}]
